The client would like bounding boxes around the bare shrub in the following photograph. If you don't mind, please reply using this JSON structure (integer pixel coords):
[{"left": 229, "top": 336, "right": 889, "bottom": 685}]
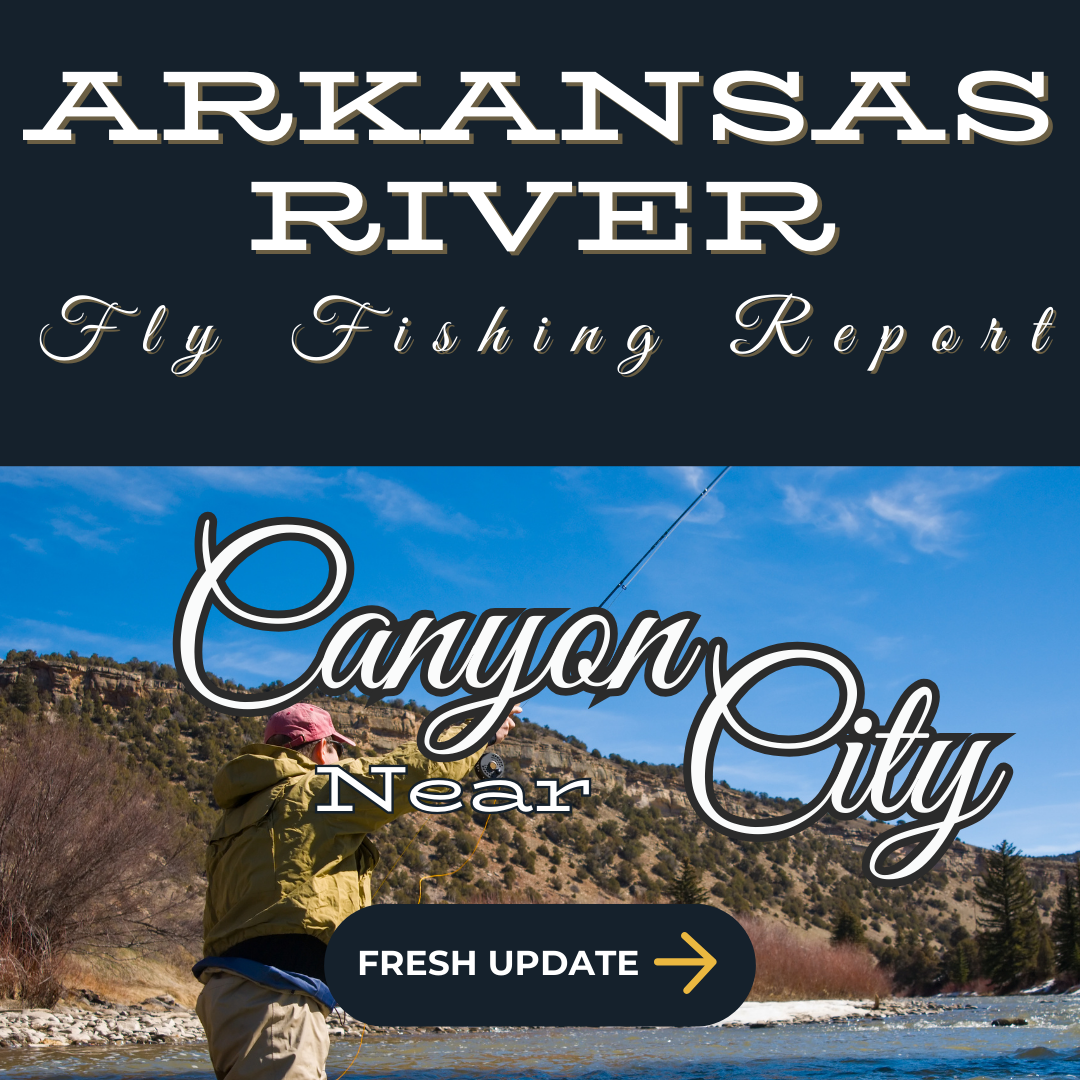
[
  {"left": 464, "top": 888, "right": 541, "bottom": 904},
  {"left": 739, "top": 915, "right": 893, "bottom": 1001},
  {"left": 939, "top": 975, "right": 994, "bottom": 996},
  {"left": 0, "top": 715, "right": 198, "bottom": 1005},
  {"left": 0, "top": 915, "right": 65, "bottom": 1005}
]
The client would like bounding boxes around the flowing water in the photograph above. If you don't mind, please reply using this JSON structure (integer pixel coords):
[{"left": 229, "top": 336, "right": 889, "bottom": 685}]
[{"left": 0, "top": 997, "right": 1076, "bottom": 1080}]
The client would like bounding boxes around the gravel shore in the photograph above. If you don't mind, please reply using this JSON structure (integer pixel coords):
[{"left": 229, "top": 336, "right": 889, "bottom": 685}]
[
  {"left": 0, "top": 996, "right": 206, "bottom": 1047},
  {"left": 0, "top": 994, "right": 499, "bottom": 1047},
  {"left": 0, "top": 994, "right": 975, "bottom": 1048}
]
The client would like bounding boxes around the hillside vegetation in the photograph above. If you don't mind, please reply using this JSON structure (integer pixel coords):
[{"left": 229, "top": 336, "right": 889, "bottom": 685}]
[{"left": 2, "top": 648, "right": 1077, "bottom": 1003}]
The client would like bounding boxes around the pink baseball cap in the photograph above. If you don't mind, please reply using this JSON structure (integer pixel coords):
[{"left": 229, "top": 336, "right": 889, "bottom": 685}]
[{"left": 264, "top": 703, "right": 357, "bottom": 748}]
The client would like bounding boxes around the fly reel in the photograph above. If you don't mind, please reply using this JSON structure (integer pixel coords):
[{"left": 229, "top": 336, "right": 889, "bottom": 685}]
[{"left": 475, "top": 751, "right": 505, "bottom": 780}]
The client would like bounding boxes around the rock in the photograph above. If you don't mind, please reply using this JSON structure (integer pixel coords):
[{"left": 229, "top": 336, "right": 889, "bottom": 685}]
[
  {"left": 74, "top": 989, "right": 111, "bottom": 1005},
  {"left": 991, "top": 1017, "right": 1028, "bottom": 1026},
  {"left": 141, "top": 993, "right": 179, "bottom": 1007}
]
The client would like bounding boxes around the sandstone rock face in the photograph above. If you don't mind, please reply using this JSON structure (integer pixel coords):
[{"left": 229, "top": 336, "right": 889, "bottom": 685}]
[
  {"left": 326, "top": 703, "right": 422, "bottom": 738},
  {"left": 501, "top": 735, "right": 622, "bottom": 787},
  {"left": 0, "top": 658, "right": 179, "bottom": 708},
  {"left": 361, "top": 707, "right": 422, "bottom": 738}
]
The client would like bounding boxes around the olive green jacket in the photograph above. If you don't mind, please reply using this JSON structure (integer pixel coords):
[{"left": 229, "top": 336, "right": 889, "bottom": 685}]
[{"left": 203, "top": 741, "right": 482, "bottom": 956}]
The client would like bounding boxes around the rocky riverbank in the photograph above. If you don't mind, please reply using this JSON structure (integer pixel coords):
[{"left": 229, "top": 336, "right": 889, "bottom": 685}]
[
  {"left": 0, "top": 994, "right": 506, "bottom": 1048},
  {"left": 0, "top": 996, "right": 205, "bottom": 1048},
  {"left": 0, "top": 994, "right": 978, "bottom": 1048}
]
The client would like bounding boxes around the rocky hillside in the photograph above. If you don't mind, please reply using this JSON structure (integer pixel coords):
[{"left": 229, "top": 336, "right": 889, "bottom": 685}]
[{"left": 2, "top": 648, "right": 1076, "bottom": 992}]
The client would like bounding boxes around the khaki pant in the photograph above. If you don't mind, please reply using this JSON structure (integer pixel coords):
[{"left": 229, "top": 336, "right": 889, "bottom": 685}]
[{"left": 196, "top": 971, "right": 330, "bottom": 1080}]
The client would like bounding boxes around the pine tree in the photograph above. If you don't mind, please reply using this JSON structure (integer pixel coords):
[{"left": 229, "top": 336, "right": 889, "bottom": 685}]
[
  {"left": 976, "top": 840, "right": 1041, "bottom": 991},
  {"left": 831, "top": 902, "right": 867, "bottom": 946},
  {"left": 942, "top": 926, "right": 980, "bottom": 987},
  {"left": 10, "top": 671, "right": 39, "bottom": 714},
  {"left": 1051, "top": 862, "right": 1080, "bottom": 980},
  {"left": 667, "top": 859, "right": 708, "bottom": 904}
]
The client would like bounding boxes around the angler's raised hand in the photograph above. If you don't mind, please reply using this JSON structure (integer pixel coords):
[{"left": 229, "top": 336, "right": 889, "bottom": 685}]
[{"left": 491, "top": 705, "right": 521, "bottom": 744}]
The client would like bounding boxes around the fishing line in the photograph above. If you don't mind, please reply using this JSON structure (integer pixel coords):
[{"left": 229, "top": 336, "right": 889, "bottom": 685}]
[
  {"left": 330, "top": 1024, "right": 365, "bottom": 1080},
  {"left": 599, "top": 466, "right": 733, "bottom": 608},
  {"left": 373, "top": 813, "right": 496, "bottom": 903},
  {"left": 418, "top": 814, "right": 492, "bottom": 903},
  {"left": 343, "top": 814, "right": 492, "bottom": 1078}
]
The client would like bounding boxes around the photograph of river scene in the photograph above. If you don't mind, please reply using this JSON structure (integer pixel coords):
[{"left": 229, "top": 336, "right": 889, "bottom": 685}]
[
  {"left": 1, "top": 995, "right": 1078, "bottom": 1080},
  {"left": 1, "top": 467, "right": 1078, "bottom": 1080}
]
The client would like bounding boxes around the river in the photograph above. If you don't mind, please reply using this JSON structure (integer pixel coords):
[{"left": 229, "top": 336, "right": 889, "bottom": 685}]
[{"left": 0, "top": 996, "right": 1076, "bottom": 1080}]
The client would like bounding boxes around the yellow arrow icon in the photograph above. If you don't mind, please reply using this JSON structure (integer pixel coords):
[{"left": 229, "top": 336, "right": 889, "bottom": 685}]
[{"left": 653, "top": 931, "right": 718, "bottom": 994}]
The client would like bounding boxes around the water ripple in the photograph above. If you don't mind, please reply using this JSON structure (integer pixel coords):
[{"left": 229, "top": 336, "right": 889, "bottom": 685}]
[{"left": 1, "top": 997, "right": 1077, "bottom": 1080}]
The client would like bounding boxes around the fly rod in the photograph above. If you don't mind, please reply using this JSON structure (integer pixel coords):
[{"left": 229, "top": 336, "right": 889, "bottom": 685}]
[{"left": 599, "top": 466, "right": 733, "bottom": 608}]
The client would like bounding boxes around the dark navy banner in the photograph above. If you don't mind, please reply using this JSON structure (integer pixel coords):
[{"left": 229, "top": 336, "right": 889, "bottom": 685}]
[
  {"left": 325, "top": 903, "right": 756, "bottom": 1027},
  {"left": 10, "top": 1, "right": 1072, "bottom": 463}
]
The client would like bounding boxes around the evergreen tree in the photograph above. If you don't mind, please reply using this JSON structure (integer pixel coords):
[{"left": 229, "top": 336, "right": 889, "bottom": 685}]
[
  {"left": 878, "top": 929, "right": 938, "bottom": 994},
  {"left": 10, "top": 671, "right": 39, "bottom": 714},
  {"left": 976, "top": 840, "right": 1041, "bottom": 991},
  {"left": 668, "top": 859, "right": 708, "bottom": 904},
  {"left": 1033, "top": 924, "right": 1055, "bottom": 979},
  {"left": 942, "top": 925, "right": 980, "bottom": 987},
  {"left": 1051, "top": 862, "right": 1080, "bottom": 980},
  {"left": 831, "top": 901, "right": 867, "bottom": 946}
]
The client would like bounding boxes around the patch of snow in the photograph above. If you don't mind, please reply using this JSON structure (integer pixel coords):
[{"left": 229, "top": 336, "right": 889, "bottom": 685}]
[{"left": 715, "top": 1000, "right": 877, "bottom": 1025}]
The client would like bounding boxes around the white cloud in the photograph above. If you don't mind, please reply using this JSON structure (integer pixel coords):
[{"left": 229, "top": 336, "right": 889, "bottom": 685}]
[
  {"left": 0, "top": 465, "right": 341, "bottom": 520},
  {"left": 601, "top": 501, "right": 727, "bottom": 527},
  {"left": 601, "top": 500, "right": 686, "bottom": 520},
  {"left": 662, "top": 466, "right": 711, "bottom": 492},
  {"left": 10, "top": 534, "right": 44, "bottom": 553},
  {"left": 966, "top": 800, "right": 1080, "bottom": 856},
  {"left": 961, "top": 799, "right": 1080, "bottom": 822},
  {"left": 343, "top": 471, "right": 476, "bottom": 534},
  {"left": 866, "top": 469, "right": 1000, "bottom": 553},
  {"left": 782, "top": 484, "right": 865, "bottom": 539},
  {"left": 552, "top": 466, "right": 593, "bottom": 485},
  {"left": 864, "top": 635, "right": 905, "bottom": 659},
  {"left": 50, "top": 509, "right": 123, "bottom": 552},
  {"left": 1018, "top": 842, "right": 1080, "bottom": 856},
  {"left": 0, "top": 466, "right": 180, "bottom": 516},
  {"left": 406, "top": 547, "right": 493, "bottom": 589},
  {"left": 198, "top": 642, "right": 313, "bottom": 680},
  {"left": 601, "top": 467, "right": 731, "bottom": 526},
  {"left": 780, "top": 468, "right": 1002, "bottom": 555},
  {"left": 0, "top": 616, "right": 163, "bottom": 660},
  {"left": 177, "top": 466, "right": 338, "bottom": 498}
]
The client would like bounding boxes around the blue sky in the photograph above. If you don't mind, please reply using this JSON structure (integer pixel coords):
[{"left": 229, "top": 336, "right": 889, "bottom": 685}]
[{"left": 2, "top": 465, "right": 1077, "bottom": 856}]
